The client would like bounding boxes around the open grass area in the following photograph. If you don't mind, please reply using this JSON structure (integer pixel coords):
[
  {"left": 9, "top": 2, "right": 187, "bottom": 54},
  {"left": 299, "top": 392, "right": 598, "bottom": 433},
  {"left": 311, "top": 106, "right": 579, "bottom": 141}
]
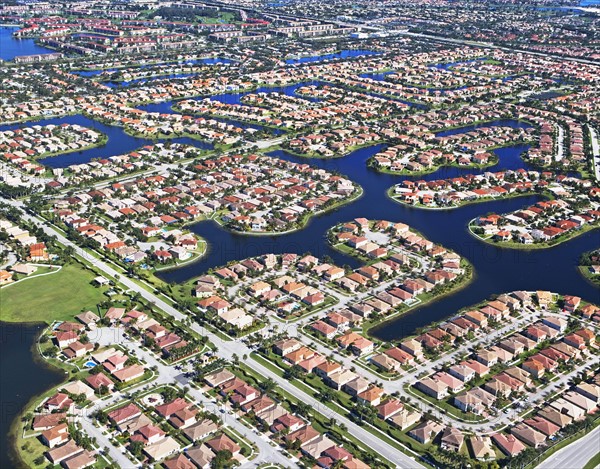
[
  {"left": 583, "top": 451, "right": 600, "bottom": 469},
  {"left": 0, "top": 262, "right": 108, "bottom": 323}
]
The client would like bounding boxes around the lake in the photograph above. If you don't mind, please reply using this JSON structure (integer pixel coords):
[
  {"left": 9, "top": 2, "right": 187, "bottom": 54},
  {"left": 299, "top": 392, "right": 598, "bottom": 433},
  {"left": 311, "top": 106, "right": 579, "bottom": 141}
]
[
  {"left": 0, "top": 26, "right": 55, "bottom": 61},
  {"left": 156, "top": 143, "right": 600, "bottom": 342},
  {"left": 2, "top": 108, "right": 599, "bottom": 468},
  {"left": 0, "top": 323, "right": 64, "bottom": 468}
]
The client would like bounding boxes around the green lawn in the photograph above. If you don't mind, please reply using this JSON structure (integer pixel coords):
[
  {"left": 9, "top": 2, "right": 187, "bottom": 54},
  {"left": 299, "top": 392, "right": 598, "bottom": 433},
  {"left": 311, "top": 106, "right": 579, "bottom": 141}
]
[
  {"left": 583, "top": 452, "right": 600, "bottom": 469},
  {"left": 1, "top": 263, "right": 107, "bottom": 323}
]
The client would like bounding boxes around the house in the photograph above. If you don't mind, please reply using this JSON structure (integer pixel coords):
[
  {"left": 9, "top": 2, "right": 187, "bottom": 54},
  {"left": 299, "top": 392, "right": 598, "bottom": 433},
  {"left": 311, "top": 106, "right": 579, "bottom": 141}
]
[
  {"left": 549, "top": 398, "right": 586, "bottom": 420},
  {"left": 45, "top": 393, "right": 72, "bottom": 412},
  {"left": 408, "top": 420, "right": 443, "bottom": 444},
  {"left": 370, "top": 353, "right": 402, "bottom": 373},
  {"left": 416, "top": 377, "right": 448, "bottom": 399},
  {"left": 343, "top": 377, "right": 370, "bottom": 397},
  {"left": 144, "top": 436, "right": 180, "bottom": 462},
  {"left": 376, "top": 399, "right": 404, "bottom": 420},
  {"left": 46, "top": 440, "right": 83, "bottom": 464},
  {"left": 131, "top": 424, "right": 166, "bottom": 446},
  {"left": 301, "top": 434, "right": 336, "bottom": 459},
  {"left": 112, "top": 364, "right": 145, "bottom": 383},
  {"left": 87, "top": 366, "right": 116, "bottom": 388},
  {"left": 33, "top": 413, "right": 67, "bottom": 431},
  {"left": 357, "top": 386, "right": 384, "bottom": 406},
  {"left": 538, "top": 406, "right": 573, "bottom": 428},
  {"left": 326, "top": 369, "right": 358, "bottom": 390},
  {"left": 469, "top": 436, "right": 495, "bottom": 461},
  {"left": 449, "top": 364, "right": 475, "bottom": 382},
  {"left": 55, "top": 331, "right": 79, "bottom": 349},
  {"left": 433, "top": 372, "right": 464, "bottom": 394},
  {"left": 272, "top": 413, "right": 305, "bottom": 434},
  {"left": 511, "top": 423, "right": 546, "bottom": 448},
  {"left": 108, "top": 403, "right": 141, "bottom": 426},
  {"left": 183, "top": 419, "right": 219, "bottom": 442},
  {"left": 523, "top": 417, "right": 560, "bottom": 437},
  {"left": 163, "top": 454, "right": 196, "bottom": 469},
  {"left": 389, "top": 408, "right": 422, "bottom": 430},
  {"left": 562, "top": 391, "right": 597, "bottom": 413},
  {"left": 454, "top": 387, "right": 496, "bottom": 415},
  {"left": 273, "top": 338, "right": 303, "bottom": 357},
  {"left": 521, "top": 358, "right": 546, "bottom": 379},
  {"left": 474, "top": 349, "right": 498, "bottom": 367},
  {"left": 574, "top": 382, "right": 600, "bottom": 403},
  {"left": 285, "top": 424, "right": 320, "bottom": 446},
  {"left": 314, "top": 361, "right": 342, "bottom": 379},
  {"left": 156, "top": 398, "right": 189, "bottom": 419},
  {"left": 440, "top": 427, "right": 464, "bottom": 452},
  {"left": 61, "top": 450, "right": 96, "bottom": 469},
  {"left": 492, "top": 433, "right": 526, "bottom": 457},
  {"left": 206, "top": 434, "right": 241, "bottom": 456},
  {"left": 41, "top": 423, "right": 69, "bottom": 448},
  {"left": 186, "top": 444, "right": 214, "bottom": 468},
  {"left": 311, "top": 320, "right": 336, "bottom": 339},
  {"left": 75, "top": 311, "right": 100, "bottom": 329},
  {"left": 399, "top": 339, "right": 424, "bottom": 359}
]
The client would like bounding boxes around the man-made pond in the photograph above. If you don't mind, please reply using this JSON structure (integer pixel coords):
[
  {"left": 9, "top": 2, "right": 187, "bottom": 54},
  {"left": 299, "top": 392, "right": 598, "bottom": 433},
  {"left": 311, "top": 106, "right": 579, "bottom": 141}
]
[
  {"left": 0, "top": 26, "right": 55, "bottom": 61},
  {"left": 285, "top": 49, "right": 380, "bottom": 65},
  {"left": 0, "top": 115, "right": 214, "bottom": 168},
  {"left": 0, "top": 323, "right": 64, "bottom": 468},
  {"left": 156, "top": 142, "right": 599, "bottom": 341}
]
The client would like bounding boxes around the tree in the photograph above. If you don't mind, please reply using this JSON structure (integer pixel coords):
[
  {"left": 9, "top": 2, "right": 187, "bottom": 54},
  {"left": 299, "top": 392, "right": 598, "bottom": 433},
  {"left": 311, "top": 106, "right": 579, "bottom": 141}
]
[
  {"left": 259, "top": 378, "right": 277, "bottom": 395},
  {"left": 294, "top": 401, "right": 311, "bottom": 417},
  {"left": 318, "top": 388, "right": 335, "bottom": 403},
  {"left": 284, "top": 364, "right": 303, "bottom": 381},
  {"left": 211, "top": 449, "right": 233, "bottom": 469},
  {"left": 129, "top": 440, "right": 144, "bottom": 458}
]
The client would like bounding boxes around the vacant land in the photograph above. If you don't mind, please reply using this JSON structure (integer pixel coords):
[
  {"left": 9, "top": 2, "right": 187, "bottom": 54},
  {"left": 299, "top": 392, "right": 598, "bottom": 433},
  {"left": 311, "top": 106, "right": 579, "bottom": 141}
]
[{"left": 0, "top": 263, "right": 107, "bottom": 323}]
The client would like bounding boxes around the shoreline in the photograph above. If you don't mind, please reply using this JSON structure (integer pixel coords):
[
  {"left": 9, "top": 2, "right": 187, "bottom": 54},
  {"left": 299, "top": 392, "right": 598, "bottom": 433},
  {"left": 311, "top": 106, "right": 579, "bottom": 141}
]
[
  {"left": 467, "top": 218, "right": 600, "bottom": 250},
  {"left": 367, "top": 260, "right": 475, "bottom": 340},
  {"left": 2, "top": 322, "right": 65, "bottom": 469}
]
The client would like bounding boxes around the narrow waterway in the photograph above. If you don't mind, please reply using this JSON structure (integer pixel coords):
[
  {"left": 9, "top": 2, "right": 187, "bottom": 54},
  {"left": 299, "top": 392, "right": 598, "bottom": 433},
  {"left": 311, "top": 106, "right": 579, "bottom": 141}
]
[{"left": 156, "top": 142, "right": 600, "bottom": 341}]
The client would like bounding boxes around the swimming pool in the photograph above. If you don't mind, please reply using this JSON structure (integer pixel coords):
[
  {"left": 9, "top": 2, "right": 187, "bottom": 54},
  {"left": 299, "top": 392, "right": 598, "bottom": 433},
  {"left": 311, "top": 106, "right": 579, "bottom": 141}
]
[{"left": 83, "top": 360, "right": 96, "bottom": 368}]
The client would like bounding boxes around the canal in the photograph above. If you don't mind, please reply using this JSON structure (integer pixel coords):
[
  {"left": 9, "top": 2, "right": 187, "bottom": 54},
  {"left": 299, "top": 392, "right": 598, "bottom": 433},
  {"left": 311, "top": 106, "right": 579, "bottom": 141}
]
[{"left": 1, "top": 95, "right": 598, "bottom": 467}]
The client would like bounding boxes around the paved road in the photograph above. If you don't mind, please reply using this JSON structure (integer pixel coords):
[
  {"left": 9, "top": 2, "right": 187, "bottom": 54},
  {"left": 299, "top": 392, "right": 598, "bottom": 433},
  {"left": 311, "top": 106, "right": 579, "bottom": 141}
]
[
  {"left": 7, "top": 199, "right": 424, "bottom": 468},
  {"left": 88, "top": 327, "right": 295, "bottom": 468},
  {"left": 537, "top": 425, "right": 600, "bottom": 469},
  {"left": 11, "top": 195, "right": 598, "bottom": 466},
  {"left": 589, "top": 125, "right": 600, "bottom": 182}
]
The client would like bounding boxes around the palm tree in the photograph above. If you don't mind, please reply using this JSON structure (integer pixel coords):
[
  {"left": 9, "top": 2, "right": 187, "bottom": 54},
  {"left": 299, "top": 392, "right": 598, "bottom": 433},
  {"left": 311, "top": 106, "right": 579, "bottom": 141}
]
[{"left": 259, "top": 378, "right": 277, "bottom": 395}]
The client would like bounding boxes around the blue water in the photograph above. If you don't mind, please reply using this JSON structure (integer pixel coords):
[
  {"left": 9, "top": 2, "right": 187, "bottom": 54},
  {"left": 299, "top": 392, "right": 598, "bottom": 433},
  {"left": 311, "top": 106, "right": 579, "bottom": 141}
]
[
  {"left": 2, "top": 109, "right": 597, "bottom": 344},
  {"left": 156, "top": 143, "right": 599, "bottom": 343},
  {"left": 0, "top": 115, "right": 213, "bottom": 168},
  {"left": 84, "top": 360, "right": 96, "bottom": 368},
  {"left": 434, "top": 119, "right": 533, "bottom": 138},
  {"left": 208, "top": 80, "right": 329, "bottom": 105},
  {"left": 0, "top": 323, "right": 63, "bottom": 468},
  {"left": 285, "top": 50, "right": 380, "bottom": 65},
  {"left": 0, "top": 26, "right": 55, "bottom": 61},
  {"left": 71, "top": 57, "right": 233, "bottom": 77},
  {"left": 431, "top": 58, "right": 489, "bottom": 70}
]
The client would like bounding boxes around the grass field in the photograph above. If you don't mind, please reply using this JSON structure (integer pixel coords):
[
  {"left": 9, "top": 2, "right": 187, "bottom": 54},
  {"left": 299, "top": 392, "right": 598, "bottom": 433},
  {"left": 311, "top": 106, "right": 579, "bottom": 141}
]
[{"left": 0, "top": 263, "right": 108, "bottom": 323}]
